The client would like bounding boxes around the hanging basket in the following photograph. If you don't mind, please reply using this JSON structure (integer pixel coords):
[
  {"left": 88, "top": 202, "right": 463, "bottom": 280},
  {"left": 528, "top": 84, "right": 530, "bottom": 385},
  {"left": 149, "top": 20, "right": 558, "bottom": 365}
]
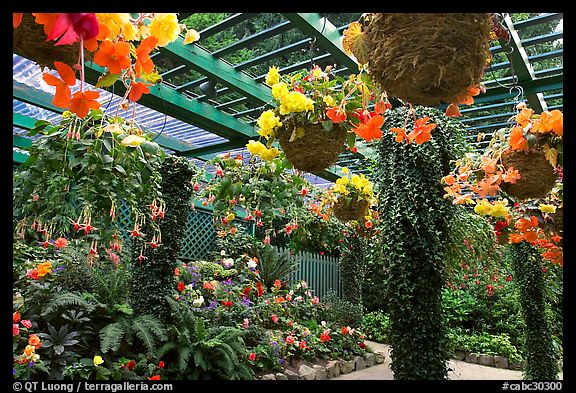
[
  {"left": 500, "top": 149, "right": 557, "bottom": 200},
  {"left": 277, "top": 123, "right": 347, "bottom": 173},
  {"left": 364, "top": 13, "right": 492, "bottom": 106},
  {"left": 13, "top": 13, "right": 89, "bottom": 70},
  {"left": 333, "top": 198, "right": 370, "bottom": 222},
  {"left": 549, "top": 207, "right": 563, "bottom": 233}
]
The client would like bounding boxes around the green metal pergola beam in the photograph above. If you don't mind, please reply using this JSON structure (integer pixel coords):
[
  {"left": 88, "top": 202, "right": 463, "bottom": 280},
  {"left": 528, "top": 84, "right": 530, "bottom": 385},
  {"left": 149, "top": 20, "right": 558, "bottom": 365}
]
[
  {"left": 281, "top": 13, "right": 358, "bottom": 72},
  {"left": 178, "top": 137, "right": 253, "bottom": 158},
  {"left": 83, "top": 63, "right": 257, "bottom": 141},
  {"left": 513, "top": 13, "right": 563, "bottom": 30},
  {"left": 499, "top": 14, "right": 547, "bottom": 112},
  {"left": 14, "top": 83, "right": 197, "bottom": 154},
  {"left": 470, "top": 74, "right": 562, "bottom": 106},
  {"left": 159, "top": 40, "right": 273, "bottom": 105},
  {"left": 13, "top": 150, "right": 29, "bottom": 164}
]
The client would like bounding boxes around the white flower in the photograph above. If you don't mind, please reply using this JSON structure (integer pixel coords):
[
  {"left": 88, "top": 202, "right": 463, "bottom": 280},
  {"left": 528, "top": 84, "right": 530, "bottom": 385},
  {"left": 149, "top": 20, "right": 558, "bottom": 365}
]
[
  {"left": 300, "top": 281, "right": 308, "bottom": 289},
  {"left": 321, "top": 321, "right": 326, "bottom": 327},
  {"left": 222, "top": 258, "right": 234, "bottom": 268},
  {"left": 192, "top": 296, "right": 204, "bottom": 307},
  {"left": 289, "top": 290, "right": 294, "bottom": 295},
  {"left": 220, "top": 250, "right": 226, "bottom": 256},
  {"left": 295, "top": 296, "right": 303, "bottom": 302},
  {"left": 186, "top": 284, "right": 194, "bottom": 291},
  {"left": 247, "top": 258, "right": 258, "bottom": 269}
]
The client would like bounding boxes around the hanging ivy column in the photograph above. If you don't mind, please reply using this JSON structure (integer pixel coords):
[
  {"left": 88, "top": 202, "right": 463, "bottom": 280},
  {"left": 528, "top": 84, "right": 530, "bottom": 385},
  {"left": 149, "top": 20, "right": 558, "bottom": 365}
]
[
  {"left": 130, "top": 155, "right": 195, "bottom": 323},
  {"left": 510, "top": 241, "right": 559, "bottom": 380},
  {"left": 340, "top": 235, "right": 367, "bottom": 318},
  {"left": 375, "top": 107, "right": 467, "bottom": 379}
]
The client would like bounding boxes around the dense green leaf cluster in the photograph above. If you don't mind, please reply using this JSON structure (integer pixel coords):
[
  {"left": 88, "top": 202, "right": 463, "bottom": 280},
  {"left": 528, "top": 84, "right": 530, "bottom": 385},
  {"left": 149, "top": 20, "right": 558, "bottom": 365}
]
[
  {"left": 130, "top": 155, "right": 196, "bottom": 323},
  {"left": 373, "top": 106, "right": 469, "bottom": 379},
  {"left": 509, "top": 242, "right": 559, "bottom": 380}
]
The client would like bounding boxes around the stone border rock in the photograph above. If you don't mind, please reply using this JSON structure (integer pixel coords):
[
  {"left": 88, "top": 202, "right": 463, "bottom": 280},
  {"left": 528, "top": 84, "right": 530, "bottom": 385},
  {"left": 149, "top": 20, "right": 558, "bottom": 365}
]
[{"left": 257, "top": 349, "right": 386, "bottom": 380}]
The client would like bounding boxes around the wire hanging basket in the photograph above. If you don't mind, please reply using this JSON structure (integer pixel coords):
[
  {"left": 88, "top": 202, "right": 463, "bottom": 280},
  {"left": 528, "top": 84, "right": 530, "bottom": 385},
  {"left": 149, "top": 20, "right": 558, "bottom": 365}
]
[
  {"left": 332, "top": 197, "right": 370, "bottom": 222},
  {"left": 363, "top": 13, "right": 492, "bottom": 106},
  {"left": 500, "top": 149, "right": 557, "bottom": 200}
]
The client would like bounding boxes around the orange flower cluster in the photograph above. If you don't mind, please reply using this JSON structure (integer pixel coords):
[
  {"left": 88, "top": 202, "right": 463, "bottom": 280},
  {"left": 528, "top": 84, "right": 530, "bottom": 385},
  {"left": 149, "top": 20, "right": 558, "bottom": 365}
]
[
  {"left": 390, "top": 116, "right": 437, "bottom": 145},
  {"left": 507, "top": 216, "right": 563, "bottom": 266},
  {"left": 445, "top": 84, "right": 486, "bottom": 117},
  {"left": 508, "top": 103, "right": 563, "bottom": 152}
]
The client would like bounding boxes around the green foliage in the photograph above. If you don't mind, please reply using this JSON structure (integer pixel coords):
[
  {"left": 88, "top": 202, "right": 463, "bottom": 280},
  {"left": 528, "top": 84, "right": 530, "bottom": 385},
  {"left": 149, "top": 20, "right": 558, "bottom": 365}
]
[
  {"left": 510, "top": 242, "right": 559, "bottom": 380},
  {"left": 340, "top": 236, "right": 367, "bottom": 306},
  {"left": 36, "top": 324, "right": 82, "bottom": 379},
  {"left": 361, "top": 311, "right": 391, "bottom": 343},
  {"left": 158, "top": 298, "right": 255, "bottom": 380},
  {"left": 130, "top": 155, "right": 196, "bottom": 323},
  {"left": 373, "top": 105, "right": 470, "bottom": 379},
  {"left": 448, "top": 328, "right": 523, "bottom": 364},
  {"left": 441, "top": 287, "right": 480, "bottom": 329},
  {"left": 318, "top": 290, "right": 364, "bottom": 328},
  {"left": 99, "top": 315, "right": 167, "bottom": 355},
  {"left": 210, "top": 224, "right": 259, "bottom": 260},
  {"left": 13, "top": 109, "right": 164, "bottom": 245},
  {"left": 254, "top": 245, "right": 299, "bottom": 290}
]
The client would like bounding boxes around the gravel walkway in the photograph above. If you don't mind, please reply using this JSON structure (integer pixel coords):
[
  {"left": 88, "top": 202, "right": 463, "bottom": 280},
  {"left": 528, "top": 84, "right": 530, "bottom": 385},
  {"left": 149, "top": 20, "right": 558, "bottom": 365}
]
[{"left": 331, "top": 341, "right": 563, "bottom": 381}]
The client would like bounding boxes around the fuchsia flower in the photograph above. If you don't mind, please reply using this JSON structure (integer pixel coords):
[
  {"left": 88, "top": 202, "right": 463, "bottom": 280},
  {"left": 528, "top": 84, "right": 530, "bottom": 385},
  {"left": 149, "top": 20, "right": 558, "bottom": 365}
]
[
  {"left": 21, "top": 320, "right": 32, "bottom": 329},
  {"left": 46, "top": 13, "right": 99, "bottom": 46},
  {"left": 13, "top": 324, "right": 19, "bottom": 337}
]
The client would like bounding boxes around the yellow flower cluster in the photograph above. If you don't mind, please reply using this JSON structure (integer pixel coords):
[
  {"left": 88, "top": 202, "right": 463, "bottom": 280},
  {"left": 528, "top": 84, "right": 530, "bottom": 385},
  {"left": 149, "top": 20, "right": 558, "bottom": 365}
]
[
  {"left": 257, "top": 110, "right": 282, "bottom": 140},
  {"left": 332, "top": 169, "right": 374, "bottom": 199},
  {"left": 538, "top": 204, "right": 556, "bottom": 214},
  {"left": 246, "top": 140, "right": 281, "bottom": 161},
  {"left": 272, "top": 82, "right": 289, "bottom": 100},
  {"left": 265, "top": 66, "right": 281, "bottom": 87},
  {"left": 279, "top": 91, "right": 314, "bottom": 115},
  {"left": 96, "top": 13, "right": 181, "bottom": 47},
  {"left": 148, "top": 13, "right": 181, "bottom": 47},
  {"left": 474, "top": 199, "right": 510, "bottom": 218},
  {"left": 37, "top": 261, "right": 52, "bottom": 278},
  {"left": 97, "top": 13, "right": 137, "bottom": 41}
]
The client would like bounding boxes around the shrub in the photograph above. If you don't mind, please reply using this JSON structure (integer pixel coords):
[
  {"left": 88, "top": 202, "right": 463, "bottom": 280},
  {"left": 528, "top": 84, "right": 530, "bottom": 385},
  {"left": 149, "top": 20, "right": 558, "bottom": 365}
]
[{"left": 361, "top": 310, "right": 391, "bottom": 343}]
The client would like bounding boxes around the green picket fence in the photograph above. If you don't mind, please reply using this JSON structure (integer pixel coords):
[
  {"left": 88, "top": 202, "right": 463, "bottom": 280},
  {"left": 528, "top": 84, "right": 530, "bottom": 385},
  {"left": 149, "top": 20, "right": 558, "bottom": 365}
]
[{"left": 281, "top": 247, "right": 342, "bottom": 299}]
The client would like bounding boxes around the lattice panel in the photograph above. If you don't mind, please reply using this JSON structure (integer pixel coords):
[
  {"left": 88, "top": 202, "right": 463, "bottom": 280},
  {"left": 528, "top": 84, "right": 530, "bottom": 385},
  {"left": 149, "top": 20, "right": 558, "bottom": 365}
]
[{"left": 178, "top": 209, "right": 217, "bottom": 260}]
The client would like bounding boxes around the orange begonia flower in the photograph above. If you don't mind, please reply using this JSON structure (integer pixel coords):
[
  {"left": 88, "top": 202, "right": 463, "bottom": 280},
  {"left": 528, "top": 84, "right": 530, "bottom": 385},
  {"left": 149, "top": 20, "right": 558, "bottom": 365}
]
[
  {"left": 515, "top": 216, "right": 538, "bottom": 232},
  {"left": 501, "top": 167, "right": 522, "bottom": 184},
  {"left": 407, "top": 116, "right": 436, "bottom": 144},
  {"left": 472, "top": 174, "right": 500, "bottom": 198},
  {"left": 508, "top": 126, "right": 528, "bottom": 151},
  {"left": 13, "top": 13, "right": 23, "bottom": 29},
  {"left": 326, "top": 107, "right": 347, "bottom": 124},
  {"left": 84, "top": 22, "right": 110, "bottom": 52},
  {"left": 128, "top": 81, "right": 152, "bottom": 102},
  {"left": 532, "top": 110, "right": 563, "bottom": 136},
  {"left": 33, "top": 13, "right": 59, "bottom": 37},
  {"left": 445, "top": 103, "right": 462, "bottom": 117},
  {"left": 390, "top": 127, "right": 409, "bottom": 143},
  {"left": 508, "top": 233, "right": 525, "bottom": 243},
  {"left": 452, "top": 193, "right": 474, "bottom": 205},
  {"left": 94, "top": 40, "right": 131, "bottom": 74},
  {"left": 135, "top": 36, "right": 158, "bottom": 77},
  {"left": 523, "top": 230, "right": 539, "bottom": 243},
  {"left": 441, "top": 174, "right": 456, "bottom": 185},
  {"left": 515, "top": 107, "right": 534, "bottom": 128},
  {"left": 481, "top": 156, "right": 498, "bottom": 174},
  {"left": 354, "top": 114, "right": 384, "bottom": 142},
  {"left": 69, "top": 90, "right": 101, "bottom": 118},
  {"left": 42, "top": 61, "right": 77, "bottom": 108},
  {"left": 443, "top": 183, "right": 463, "bottom": 198}
]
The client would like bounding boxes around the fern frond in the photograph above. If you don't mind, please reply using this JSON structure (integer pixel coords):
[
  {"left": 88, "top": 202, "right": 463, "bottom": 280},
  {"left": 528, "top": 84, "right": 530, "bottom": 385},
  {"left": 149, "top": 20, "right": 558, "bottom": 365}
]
[
  {"left": 179, "top": 347, "right": 191, "bottom": 371},
  {"left": 156, "top": 342, "right": 177, "bottom": 359},
  {"left": 42, "top": 292, "right": 92, "bottom": 316},
  {"left": 132, "top": 315, "right": 165, "bottom": 353},
  {"left": 99, "top": 322, "right": 125, "bottom": 353}
]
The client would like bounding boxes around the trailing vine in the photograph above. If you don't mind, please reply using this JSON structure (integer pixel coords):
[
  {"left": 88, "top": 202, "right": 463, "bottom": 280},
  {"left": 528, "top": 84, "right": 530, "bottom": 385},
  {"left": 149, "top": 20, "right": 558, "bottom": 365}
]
[
  {"left": 129, "top": 155, "right": 196, "bottom": 323},
  {"left": 509, "top": 241, "right": 559, "bottom": 380},
  {"left": 374, "top": 105, "right": 468, "bottom": 379}
]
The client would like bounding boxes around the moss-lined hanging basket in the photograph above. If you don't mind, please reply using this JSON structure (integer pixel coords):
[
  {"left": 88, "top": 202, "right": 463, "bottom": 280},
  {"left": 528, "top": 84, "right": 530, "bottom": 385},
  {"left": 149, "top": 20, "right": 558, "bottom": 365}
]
[
  {"left": 13, "top": 13, "right": 91, "bottom": 69},
  {"left": 333, "top": 197, "right": 370, "bottom": 222},
  {"left": 277, "top": 123, "right": 346, "bottom": 174},
  {"left": 364, "top": 13, "right": 492, "bottom": 106},
  {"left": 500, "top": 149, "right": 557, "bottom": 200}
]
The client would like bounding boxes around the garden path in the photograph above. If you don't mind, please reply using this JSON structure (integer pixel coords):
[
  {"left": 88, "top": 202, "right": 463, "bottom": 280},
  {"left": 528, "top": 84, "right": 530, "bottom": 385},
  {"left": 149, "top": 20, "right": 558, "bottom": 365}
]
[{"left": 331, "top": 341, "right": 563, "bottom": 381}]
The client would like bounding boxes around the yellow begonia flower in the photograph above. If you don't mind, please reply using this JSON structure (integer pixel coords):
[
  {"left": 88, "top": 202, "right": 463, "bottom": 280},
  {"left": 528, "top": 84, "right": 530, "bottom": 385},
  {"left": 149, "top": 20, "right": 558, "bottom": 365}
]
[
  {"left": 226, "top": 213, "right": 236, "bottom": 221},
  {"left": 260, "top": 146, "right": 280, "bottom": 161},
  {"left": 323, "top": 96, "right": 335, "bottom": 107},
  {"left": 272, "top": 82, "right": 289, "bottom": 100},
  {"left": 183, "top": 29, "right": 200, "bottom": 44},
  {"left": 246, "top": 140, "right": 266, "bottom": 157},
  {"left": 490, "top": 201, "right": 509, "bottom": 218},
  {"left": 281, "top": 91, "right": 314, "bottom": 113},
  {"left": 341, "top": 167, "right": 349, "bottom": 174},
  {"left": 149, "top": 13, "right": 180, "bottom": 47},
  {"left": 121, "top": 135, "right": 146, "bottom": 147},
  {"left": 96, "top": 13, "right": 133, "bottom": 41},
  {"left": 37, "top": 261, "right": 52, "bottom": 277},
  {"left": 473, "top": 199, "right": 493, "bottom": 216},
  {"left": 93, "top": 355, "right": 104, "bottom": 366},
  {"left": 265, "top": 66, "right": 280, "bottom": 87},
  {"left": 336, "top": 177, "right": 349, "bottom": 186},
  {"left": 257, "top": 110, "right": 282, "bottom": 134},
  {"left": 538, "top": 204, "right": 556, "bottom": 214}
]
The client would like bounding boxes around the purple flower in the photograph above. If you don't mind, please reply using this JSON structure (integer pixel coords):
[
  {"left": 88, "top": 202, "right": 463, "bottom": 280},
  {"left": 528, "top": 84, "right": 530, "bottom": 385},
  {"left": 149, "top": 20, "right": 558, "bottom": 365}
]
[
  {"left": 28, "top": 362, "right": 35, "bottom": 368},
  {"left": 12, "top": 368, "right": 16, "bottom": 375}
]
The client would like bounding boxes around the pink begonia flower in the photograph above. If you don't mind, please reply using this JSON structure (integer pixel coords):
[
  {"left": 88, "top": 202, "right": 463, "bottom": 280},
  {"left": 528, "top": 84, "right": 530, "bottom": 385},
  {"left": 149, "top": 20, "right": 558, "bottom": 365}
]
[{"left": 47, "top": 13, "right": 99, "bottom": 46}]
